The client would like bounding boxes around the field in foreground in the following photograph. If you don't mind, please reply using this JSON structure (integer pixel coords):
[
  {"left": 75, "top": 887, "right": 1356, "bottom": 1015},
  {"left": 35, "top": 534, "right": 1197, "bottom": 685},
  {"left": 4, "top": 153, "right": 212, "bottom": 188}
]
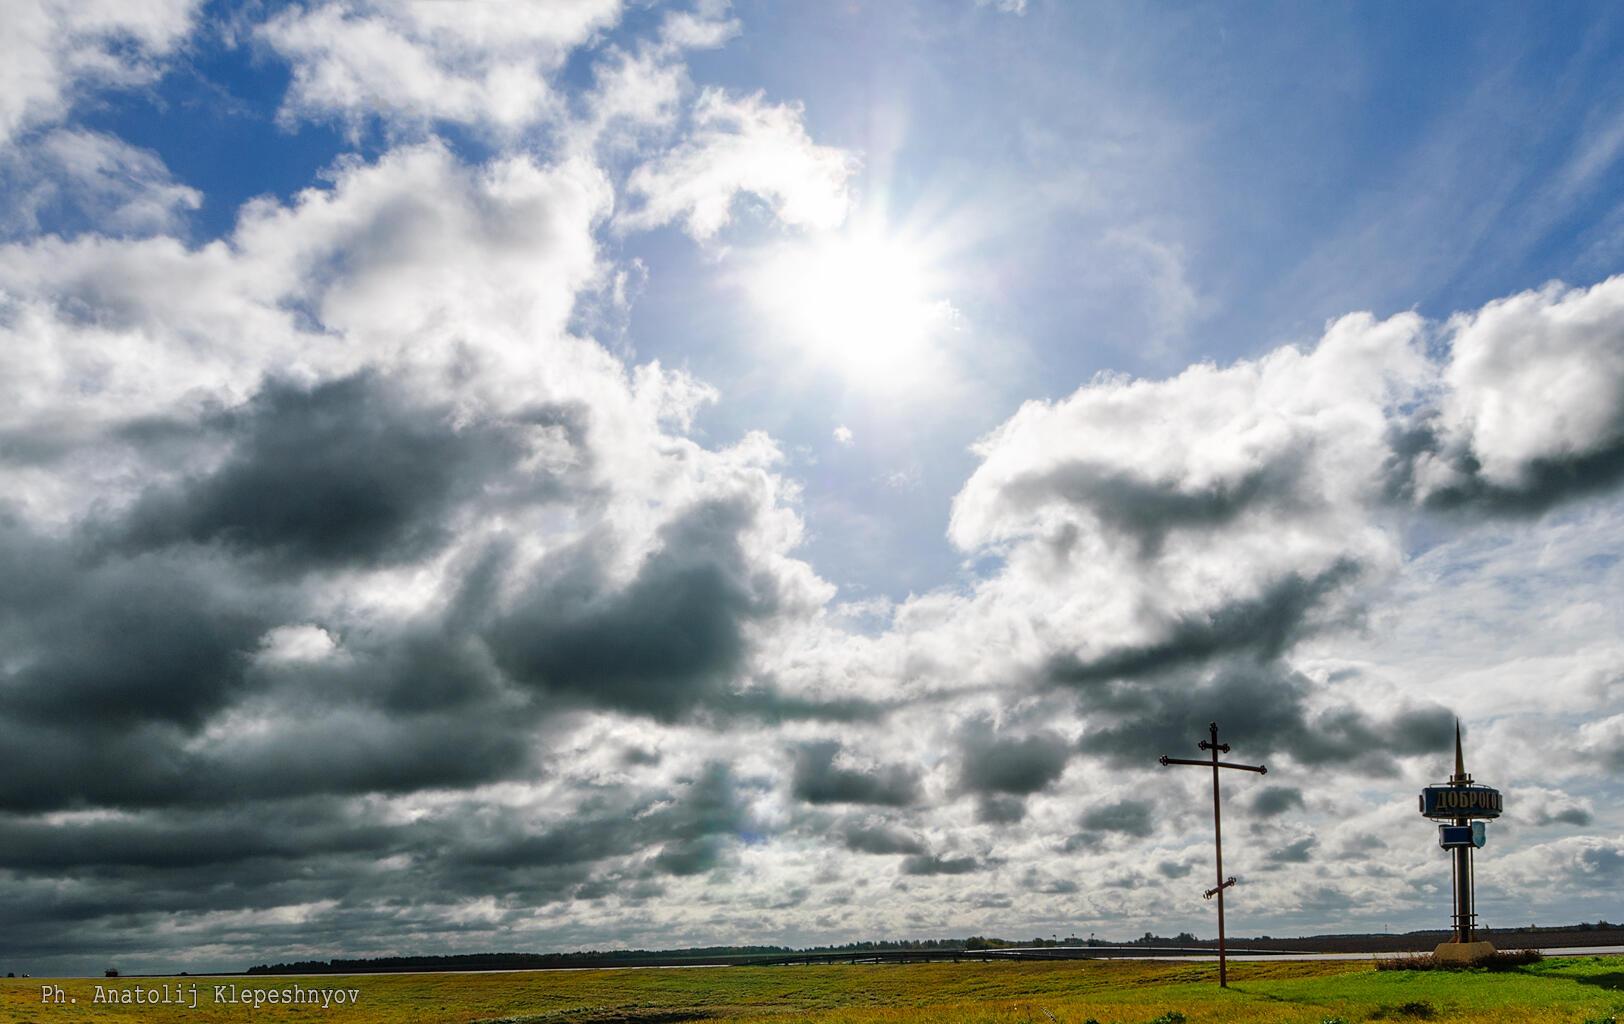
[{"left": 4, "top": 956, "right": 1622, "bottom": 1024}]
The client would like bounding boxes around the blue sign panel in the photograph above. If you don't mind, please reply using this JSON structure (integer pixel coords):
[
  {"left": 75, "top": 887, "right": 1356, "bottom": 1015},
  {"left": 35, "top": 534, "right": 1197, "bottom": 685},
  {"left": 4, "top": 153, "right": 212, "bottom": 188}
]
[
  {"left": 1419, "top": 785, "right": 1502, "bottom": 819},
  {"left": 1472, "top": 821, "right": 1486, "bottom": 848},
  {"left": 1439, "top": 825, "right": 1473, "bottom": 849}
]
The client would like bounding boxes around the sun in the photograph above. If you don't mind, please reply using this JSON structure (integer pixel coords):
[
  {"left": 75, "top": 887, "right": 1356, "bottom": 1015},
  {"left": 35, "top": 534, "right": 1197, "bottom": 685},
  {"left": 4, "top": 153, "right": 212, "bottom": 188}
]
[{"left": 746, "top": 219, "right": 959, "bottom": 386}]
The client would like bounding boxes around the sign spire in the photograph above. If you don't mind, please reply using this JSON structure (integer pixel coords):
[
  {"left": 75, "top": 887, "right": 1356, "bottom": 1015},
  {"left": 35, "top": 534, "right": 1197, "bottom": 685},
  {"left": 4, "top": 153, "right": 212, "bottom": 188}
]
[{"left": 1453, "top": 719, "right": 1467, "bottom": 783}]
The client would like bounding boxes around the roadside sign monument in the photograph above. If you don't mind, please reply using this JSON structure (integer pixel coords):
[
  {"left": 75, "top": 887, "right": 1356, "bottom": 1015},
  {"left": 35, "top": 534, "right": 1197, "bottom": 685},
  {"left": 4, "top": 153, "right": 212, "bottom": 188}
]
[{"left": 1420, "top": 722, "right": 1501, "bottom": 964}]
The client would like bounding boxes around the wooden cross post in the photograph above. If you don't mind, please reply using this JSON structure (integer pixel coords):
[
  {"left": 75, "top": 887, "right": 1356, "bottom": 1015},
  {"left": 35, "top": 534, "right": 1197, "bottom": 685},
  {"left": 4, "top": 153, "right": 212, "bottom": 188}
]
[{"left": 1158, "top": 721, "right": 1267, "bottom": 988}]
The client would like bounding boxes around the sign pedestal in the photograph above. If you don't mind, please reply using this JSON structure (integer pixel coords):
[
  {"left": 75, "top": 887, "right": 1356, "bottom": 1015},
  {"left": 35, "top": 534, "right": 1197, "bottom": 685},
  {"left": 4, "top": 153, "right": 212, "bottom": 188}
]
[{"left": 1433, "top": 940, "right": 1496, "bottom": 964}]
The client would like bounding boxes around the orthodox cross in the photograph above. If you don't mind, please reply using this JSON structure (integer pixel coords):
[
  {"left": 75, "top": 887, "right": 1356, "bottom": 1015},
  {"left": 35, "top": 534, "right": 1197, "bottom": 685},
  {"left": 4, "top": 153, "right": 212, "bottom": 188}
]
[{"left": 1158, "top": 721, "right": 1267, "bottom": 988}]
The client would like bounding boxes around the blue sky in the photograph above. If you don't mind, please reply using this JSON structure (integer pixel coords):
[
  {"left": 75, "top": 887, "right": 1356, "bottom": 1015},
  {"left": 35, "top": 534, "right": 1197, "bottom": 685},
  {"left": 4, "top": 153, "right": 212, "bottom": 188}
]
[{"left": 2, "top": 0, "right": 1622, "bottom": 976}]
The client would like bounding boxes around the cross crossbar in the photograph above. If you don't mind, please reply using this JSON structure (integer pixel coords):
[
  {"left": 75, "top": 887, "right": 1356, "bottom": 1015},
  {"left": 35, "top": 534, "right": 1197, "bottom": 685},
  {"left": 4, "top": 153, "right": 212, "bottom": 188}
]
[
  {"left": 1204, "top": 876, "right": 1236, "bottom": 900},
  {"left": 1159, "top": 756, "right": 1267, "bottom": 774}
]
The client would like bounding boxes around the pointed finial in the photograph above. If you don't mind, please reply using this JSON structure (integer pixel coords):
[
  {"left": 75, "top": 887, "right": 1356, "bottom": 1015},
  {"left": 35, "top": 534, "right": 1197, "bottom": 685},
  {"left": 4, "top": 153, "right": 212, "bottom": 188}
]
[{"left": 1452, "top": 719, "right": 1470, "bottom": 784}]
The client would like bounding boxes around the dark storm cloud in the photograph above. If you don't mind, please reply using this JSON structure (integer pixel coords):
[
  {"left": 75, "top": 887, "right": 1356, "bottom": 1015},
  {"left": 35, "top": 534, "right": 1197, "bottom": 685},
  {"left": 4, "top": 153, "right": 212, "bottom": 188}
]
[
  {"left": 720, "top": 687, "right": 897, "bottom": 723},
  {"left": 1075, "top": 659, "right": 1454, "bottom": 774},
  {"left": 1383, "top": 417, "right": 1624, "bottom": 517},
  {"left": 1048, "top": 560, "right": 1362, "bottom": 688},
  {"left": 0, "top": 546, "right": 275, "bottom": 731},
  {"left": 1332, "top": 833, "right": 1387, "bottom": 859},
  {"left": 1157, "top": 859, "right": 1193, "bottom": 878},
  {"left": 1003, "top": 450, "right": 1310, "bottom": 557},
  {"left": 974, "top": 794, "right": 1028, "bottom": 824},
  {"left": 0, "top": 801, "right": 399, "bottom": 873},
  {"left": 1578, "top": 842, "right": 1624, "bottom": 878},
  {"left": 1, "top": 474, "right": 296, "bottom": 735},
  {"left": 837, "top": 820, "right": 928, "bottom": 856},
  {"left": 0, "top": 523, "right": 539, "bottom": 812},
  {"left": 0, "top": 824, "right": 643, "bottom": 971},
  {"left": 956, "top": 717, "right": 1072, "bottom": 797},
  {"left": 1250, "top": 786, "right": 1306, "bottom": 818},
  {"left": 488, "top": 497, "right": 784, "bottom": 720},
  {"left": 790, "top": 741, "right": 922, "bottom": 807},
  {"left": 114, "top": 373, "right": 586, "bottom": 569},
  {"left": 900, "top": 854, "right": 984, "bottom": 876},
  {"left": 1534, "top": 806, "right": 1594, "bottom": 827},
  {"left": 0, "top": 369, "right": 607, "bottom": 814},
  {"left": 620, "top": 746, "right": 662, "bottom": 767},
  {"left": 455, "top": 763, "right": 752, "bottom": 877},
  {"left": 1077, "top": 799, "right": 1154, "bottom": 838},
  {"left": 653, "top": 835, "right": 728, "bottom": 876},
  {"left": 0, "top": 696, "right": 537, "bottom": 813},
  {"left": 1269, "top": 837, "right": 1315, "bottom": 864}
]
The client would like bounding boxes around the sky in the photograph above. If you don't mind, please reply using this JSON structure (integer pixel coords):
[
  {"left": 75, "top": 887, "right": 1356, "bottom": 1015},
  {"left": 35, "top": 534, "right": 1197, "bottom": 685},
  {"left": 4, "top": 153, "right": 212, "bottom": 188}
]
[{"left": 1, "top": 0, "right": 1622, "bottom": 976}]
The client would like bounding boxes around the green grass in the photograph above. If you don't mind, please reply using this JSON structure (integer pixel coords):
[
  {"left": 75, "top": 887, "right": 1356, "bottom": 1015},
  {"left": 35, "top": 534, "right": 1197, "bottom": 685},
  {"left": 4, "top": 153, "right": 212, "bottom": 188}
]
[{"left": 3, "top": 956, "right": 1621, "bottom": 1024}]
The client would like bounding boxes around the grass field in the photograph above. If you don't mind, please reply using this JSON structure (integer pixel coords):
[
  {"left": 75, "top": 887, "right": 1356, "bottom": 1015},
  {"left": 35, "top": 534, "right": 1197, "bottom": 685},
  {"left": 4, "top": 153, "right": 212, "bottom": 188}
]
[{"left": 4, "top": 956, "right": 1622, "bottom": 1024}]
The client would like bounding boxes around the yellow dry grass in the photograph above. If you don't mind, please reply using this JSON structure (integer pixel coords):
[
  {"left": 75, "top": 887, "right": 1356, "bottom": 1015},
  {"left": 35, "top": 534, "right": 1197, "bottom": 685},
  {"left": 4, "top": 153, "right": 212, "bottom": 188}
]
[{"left": 3, "top": 955, "right": 1620, "bottom": 1024}]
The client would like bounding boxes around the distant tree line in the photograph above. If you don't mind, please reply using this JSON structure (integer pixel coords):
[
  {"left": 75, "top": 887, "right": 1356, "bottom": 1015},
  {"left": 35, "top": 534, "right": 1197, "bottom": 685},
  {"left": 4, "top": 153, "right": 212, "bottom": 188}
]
[
  {"left": 246, "top": 934, "right": 1181, "bottom": 974},
  {"left": 245, "top": 921, "right": 1624, "bottom": 974}
]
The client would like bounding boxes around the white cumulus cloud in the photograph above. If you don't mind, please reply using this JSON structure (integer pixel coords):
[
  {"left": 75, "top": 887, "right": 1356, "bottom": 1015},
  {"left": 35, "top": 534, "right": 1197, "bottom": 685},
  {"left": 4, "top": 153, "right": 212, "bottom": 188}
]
[{"left": 619, "top": 87, "right": 857, "bottom": 239}]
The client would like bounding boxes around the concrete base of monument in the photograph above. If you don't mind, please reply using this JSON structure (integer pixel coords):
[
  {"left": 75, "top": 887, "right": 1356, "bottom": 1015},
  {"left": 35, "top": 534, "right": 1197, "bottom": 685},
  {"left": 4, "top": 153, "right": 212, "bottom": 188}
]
[{"left": 1433, "top": 940, "right": 1497, "bottom": 964}]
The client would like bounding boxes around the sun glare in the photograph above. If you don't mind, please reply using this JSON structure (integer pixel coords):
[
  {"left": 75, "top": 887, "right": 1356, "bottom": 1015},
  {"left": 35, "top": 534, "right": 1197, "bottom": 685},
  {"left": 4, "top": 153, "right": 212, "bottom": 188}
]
[{"left": 748, "top": 222, "right": 959, "bottom": 386}]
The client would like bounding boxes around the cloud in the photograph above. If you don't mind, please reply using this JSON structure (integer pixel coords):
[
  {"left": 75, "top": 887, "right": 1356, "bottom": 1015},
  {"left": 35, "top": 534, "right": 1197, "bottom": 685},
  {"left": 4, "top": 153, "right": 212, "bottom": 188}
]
[
  {"left": 789, "top": 741, "right": 923, "bottom": 807},
  {"left": 1395, "top": 277, "right": 1624, "bottom": 515},
  {"left": 945, "top": 313, "right": 1433, "bottom": 739},
  {"left": 1250, "top": 786, "right": 1306, "bottom": 818},
  {"left": 1078, "top": 799, "right": 1155, "bottom": 838},
  {"left": 0, "top": 140, "right": 614, "bottom": 451},
  {"left": 258, "top": 0, "right": 622, "bottom": 133},
  {"left": 833, "top": 425, "right": 854, "bottom": 446},
  {"left": 1500, "top": 835, "right": 1624, "bottom": 894},
  {"left": 973, "top": 794, "right": 1029, "bottom": 824},
  {"left": 900, "top": 854, "right": 984, "bottom": 876},
  {"left": 0, "top": 0, "right": 198, "bottom": 145},
  {"left": 585, "top": 2, "right": 738, "bottom": 142},
  {"left": 111, "top": 373, "right": 577, "bottom": 570},
  {"left": 3, "top": 130, "right": 201, "bottom": 238},
  {"left": 1076, "top": 659, "right": 1454, "bottom": 773},
  {"left": 489, "top": 495, "right": 795, "bottom": 721},
  {"left": 619, "top": 87, "right": 857, "bottom": 239},
  {"left": 1577, "top": 713, "right": 1624, "bottom": 772},
  {"left": 1269, "top": 837, "right": 1316, "bottom": 864},
  {"left": 1046, "top": 561, "right": 1363, "bottom": 685},
  {"left": 950, "top": 308, "right": 1432, "bottom": 556},
  {"left": 837, "top": 820, "right": 929, "bottom": 856},
  {"left": 1536, "top": 806, "right": 1594, "bottom": 827},
  {"left": 956, "top": 717, "right": 1071, "bottom": 796}
]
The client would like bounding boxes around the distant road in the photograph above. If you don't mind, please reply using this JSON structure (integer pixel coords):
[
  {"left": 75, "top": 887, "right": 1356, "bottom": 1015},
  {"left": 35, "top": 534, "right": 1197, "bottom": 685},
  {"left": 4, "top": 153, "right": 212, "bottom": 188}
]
[
  {"left": 746, "top": 943, "right": 1624, "bottom": 966},
  {"left": 1096, "top": 945, "right": 1624, "bottom": 962},
  {"left": 101, "top": 943, "right": 1624, "bottom": 980}
]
